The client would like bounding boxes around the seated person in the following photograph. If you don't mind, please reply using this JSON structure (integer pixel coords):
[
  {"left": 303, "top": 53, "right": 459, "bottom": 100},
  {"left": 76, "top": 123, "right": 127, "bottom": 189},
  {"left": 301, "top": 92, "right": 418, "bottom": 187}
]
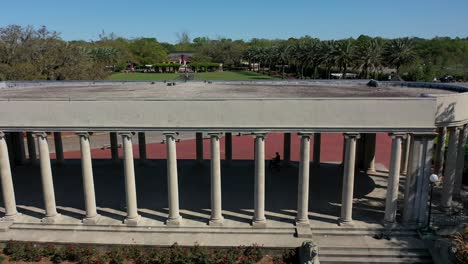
[{"left": 270, "top": 152, "right": 281, "bottom": 170}]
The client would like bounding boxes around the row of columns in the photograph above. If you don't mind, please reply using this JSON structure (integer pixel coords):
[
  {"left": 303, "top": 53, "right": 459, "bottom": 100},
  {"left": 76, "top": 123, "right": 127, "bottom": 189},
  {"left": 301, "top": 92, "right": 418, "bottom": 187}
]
[
  {"left": 1, "top": 129, "right": 457, "bottom": 228},
  {"left": 0, "top": 131, "right": 315, "bottom": 227},
  {"left": 436, "top": 124, "right": 468, "bottom": 212}
]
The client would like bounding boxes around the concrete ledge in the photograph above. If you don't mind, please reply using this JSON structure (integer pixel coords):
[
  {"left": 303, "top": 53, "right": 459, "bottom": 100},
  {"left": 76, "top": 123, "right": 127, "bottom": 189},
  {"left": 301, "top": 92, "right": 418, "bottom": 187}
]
[
  {"left": 295, "top": 225, "right": 313, "bottom": 238},
  {"left": 0, "top": 222, "right": 13, "bottom": 232}
]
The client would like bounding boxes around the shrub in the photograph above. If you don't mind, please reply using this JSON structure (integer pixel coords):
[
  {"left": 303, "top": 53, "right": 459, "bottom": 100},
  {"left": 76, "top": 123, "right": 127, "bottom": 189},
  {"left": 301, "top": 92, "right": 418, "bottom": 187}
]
[
  {"left": 279, "top": 248, "right": 298, "bottom": 264},
  {"left": 452, "top": 232, "right": 468, "bottom": 264},
  {"left": 42, "top": 244, "right": 57, "bottom": 257},
  {"left": 76, "top": 245, "right": 101, "bottom": 264},
  {"left": 107, "top": 246, "right": 126, "bottom": 264},
  {"left": 3, "top": 241, "right": 42, "bottom": 262},
  {"left": 22, "top": 242, "right": 42, "bottom": 262}
]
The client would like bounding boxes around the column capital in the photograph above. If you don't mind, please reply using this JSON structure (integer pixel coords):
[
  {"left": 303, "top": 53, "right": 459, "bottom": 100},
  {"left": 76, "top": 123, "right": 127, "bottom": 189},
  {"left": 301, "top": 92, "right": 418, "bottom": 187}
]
[
  {"left": 298, "top": 132, "right": 313, "bottom": 138},
  {"left": 388, "top": 133, "right": 407, "bottom": 139},
  {"left": 33, "top": 131, "right": 48, "bottom": 138},
  {"left": 343, "top": 132, "right": 360, "bottom": 139},
  {"left": 409, "top": 132, "right": 438, "bottom": 139},
  {"left": 118, "top": 132, "right": 134, "bottom": 138},
  {"left": 208, "top": 132, "right": 223, "bottom": 138},
  {"left": 76, "top": 132, "right": 91, "bottom": 138},
  {"left": 252, "top": 132, "right": 267, "bottom": 138},
  {"left": 163, "top": 132, "right": 178, "bottom": 140},
  {"left": 0, "top": 131, "right": 5, "bottom": 138}
]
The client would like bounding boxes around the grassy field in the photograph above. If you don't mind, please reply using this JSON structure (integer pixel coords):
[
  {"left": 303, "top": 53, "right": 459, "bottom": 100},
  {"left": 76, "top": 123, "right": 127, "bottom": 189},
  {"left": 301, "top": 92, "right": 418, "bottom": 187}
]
[{"left": 108, "top": 71, "right": 277, "bottom": 81}]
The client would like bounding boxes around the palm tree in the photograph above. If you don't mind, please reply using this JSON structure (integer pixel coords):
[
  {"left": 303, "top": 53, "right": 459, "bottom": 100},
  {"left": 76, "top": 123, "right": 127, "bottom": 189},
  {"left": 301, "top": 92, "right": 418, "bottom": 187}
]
[
  {"left": 273, "top": 43, "right": 291, "bottom": 79},
  {"left": 304, "top": 38, "right": 322, "bottom": 79},
  {"left": 320, "top": 40, "right": 336, "bottom": 79},
  {"left": 290, "top": 39, "right": 309, "bottom": 79},
  {"left": 332, "top": 40, "right": 354, "bottom": 79},
  {"left": 353, "top": 38, "right": 382, "bottom": 79},
  {"left": 383, "top": 38, "right": 416, "bottom": 76}
]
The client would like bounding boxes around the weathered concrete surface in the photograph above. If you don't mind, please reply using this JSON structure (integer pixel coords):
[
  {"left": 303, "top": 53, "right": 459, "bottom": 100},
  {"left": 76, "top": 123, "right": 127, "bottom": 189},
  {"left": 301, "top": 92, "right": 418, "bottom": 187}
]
[{"left": 0, "top": 81, "right": 454, "bottom": 99}]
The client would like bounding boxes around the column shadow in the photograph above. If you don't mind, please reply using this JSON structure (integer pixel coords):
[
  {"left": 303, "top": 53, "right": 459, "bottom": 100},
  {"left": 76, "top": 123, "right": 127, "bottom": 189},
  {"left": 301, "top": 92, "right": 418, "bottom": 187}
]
[{"left": 4, "top": 159, "right": 380, "bottom": 226}]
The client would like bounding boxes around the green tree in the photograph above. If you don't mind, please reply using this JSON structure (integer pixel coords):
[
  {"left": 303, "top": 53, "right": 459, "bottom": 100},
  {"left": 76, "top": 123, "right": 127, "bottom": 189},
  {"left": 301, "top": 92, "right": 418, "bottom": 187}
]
[
  {"left": 332, "top": 40, "right": 355, "bottom": 78},
  {"left": 353, "top": 37, "right": 383, "bottom": 78},
  {"left": 129, "top": 38, "right": 168, "bottom": 65},
  {"left": 383, "top": 38, "right": 416, "bottom": 75}
]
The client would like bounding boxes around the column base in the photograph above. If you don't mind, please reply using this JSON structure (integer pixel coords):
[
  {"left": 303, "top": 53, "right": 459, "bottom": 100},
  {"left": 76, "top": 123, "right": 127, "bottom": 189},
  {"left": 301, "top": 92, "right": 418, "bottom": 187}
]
[
  {"left": 1, "top": 213, "right": 22, "bottom": 222},
  {"left": 124, "top": 215, "right": 141, "bottom": 226},
  {"left": 209, "top": 218, "right": 224, "bottom": 227},
  {"left": 166, "top": 216, "right": 183, "bottom": 226},
  {"left": 366, "top": 169, "right": 377, "bottom": 175},
  {"left": 295, "top": 219, "right": 310, "bottom": 227},
  {"left": 82, "top": 214, "right": 101, "bottom": 225},
  {"left": 383, "top": 220, "right": 398, "bottom": 229},
  {"left": 41, "top": 214, "right": 61, "bottom": 224},
  {"left": 251, "top": 219, "right": 267, "bottom": 228},
  {"left": 337, "top": 218, "right": 354, "bottom": 227}
]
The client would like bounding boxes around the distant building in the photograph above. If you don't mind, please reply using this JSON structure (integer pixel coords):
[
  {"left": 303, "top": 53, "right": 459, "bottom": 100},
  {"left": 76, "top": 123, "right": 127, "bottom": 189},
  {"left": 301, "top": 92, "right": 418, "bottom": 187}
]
[{"left": 168, "top": 52, "right": 194, "bottom": 65}]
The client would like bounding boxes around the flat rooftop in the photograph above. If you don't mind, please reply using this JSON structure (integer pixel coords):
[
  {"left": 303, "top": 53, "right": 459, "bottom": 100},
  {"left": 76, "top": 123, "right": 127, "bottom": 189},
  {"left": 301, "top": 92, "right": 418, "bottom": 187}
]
[{"left": 0, "top": 81, "right": 457, "bottom": 100}]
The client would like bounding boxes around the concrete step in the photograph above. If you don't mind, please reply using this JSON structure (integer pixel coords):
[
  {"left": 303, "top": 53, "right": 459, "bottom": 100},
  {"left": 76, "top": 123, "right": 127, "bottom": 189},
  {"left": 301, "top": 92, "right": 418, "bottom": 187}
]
[
  {"left": 9, "top": 223, "right": 296, "bottom": 235},
  {"left": 320, "top": 248, "right": 431, "bottom": 257},
  {"left": 312, "top": 228, "right": 418, "bottom": 237},
  {"left": 319, "top": 247, "right": 432, "bottom": 264},
  {"left": 320, "top": 256, "right": 433, "bottom": 263}
]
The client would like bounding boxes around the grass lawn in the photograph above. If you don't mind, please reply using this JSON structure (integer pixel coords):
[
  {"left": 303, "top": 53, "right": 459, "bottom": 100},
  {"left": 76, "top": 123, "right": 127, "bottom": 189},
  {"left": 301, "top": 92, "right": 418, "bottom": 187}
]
[{"left": 108, "top": 71, "right": 277, "bottom": 81}]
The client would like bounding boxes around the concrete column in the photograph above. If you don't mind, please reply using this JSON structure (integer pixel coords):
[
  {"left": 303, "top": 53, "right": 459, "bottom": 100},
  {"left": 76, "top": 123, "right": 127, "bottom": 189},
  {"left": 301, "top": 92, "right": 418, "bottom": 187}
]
[
  {"left": 252, "top": 133, "right": 267, "bottom": 227},
  {"left": 77, "top": 132, "right": 100, "bottom": 224},
  {"left": 454, "top": 125, "right": 468, "bottom": 198},
  {"left": 434, "top": 127, "right": 447, "bottom": 177},
  {"left": 400, "top": 135, "right": 411, "bottom": 175},
  {"left": 120, "top": 132, "right": 141, "bottom": 225},
  {"left": 53, "top": 132, "right": 64, "bottom": 166},
  {"left": 36, "top": 132, "right": 60, "bottom": 223},
  {"left": 0, "top": 132, "right": 19, "bottom": 220},
  {"left": 225, "top": 132, "right": 232, "bottom": 163},
  {"left": 196, "top": 132, "right": 203, "bottom": 164},
  {"left": 402, "top": 133, "right": 435, "bottom": 226},
  {"left": 384, "top": 133, "right": 405, "bottom": 224},
  {"left": 441, "top": 127, "right": 460, "bottom": 211},
  {"left": 12, "top": 132, "right": 26, "bottom": 165},
  {"left": 283, "top": 133, "right": 291, "bottom": 165},
  {"left": 26, "top": 132, "right": 37, "bottom": 162},
  {"left": 165, "top": 133, "right": 182, "bottom": 226},
  {"left": 339, "top": 133, "right": 360, "bottom": 226},
  {"left": 209, "top": 133, "right": 223, "bottom": 226},
  {"left": 364, "top": 133, "right": 376, "bottom": 173},
  {"left": 110, "top": 132, "right": 119, "bottom": 163},
  {"left": 296, "top": 133, "right": 311, "bottom": 225},
  {"left": 138, "top": 132, "right": 147, "bottom": 162},
  {"left": 313, "top": 133, "right": 321, "bottom": 166}
]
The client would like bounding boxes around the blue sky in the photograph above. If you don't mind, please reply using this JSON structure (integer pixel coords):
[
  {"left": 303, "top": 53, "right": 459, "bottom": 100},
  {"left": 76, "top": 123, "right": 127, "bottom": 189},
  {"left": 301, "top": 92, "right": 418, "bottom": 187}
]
[{"left": 1, "top": 0, "right": 467, "bottom": 42}]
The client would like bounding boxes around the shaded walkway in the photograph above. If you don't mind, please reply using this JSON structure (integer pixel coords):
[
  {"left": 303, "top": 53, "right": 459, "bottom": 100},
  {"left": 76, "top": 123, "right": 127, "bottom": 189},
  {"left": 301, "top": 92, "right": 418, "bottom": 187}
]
[{"left": 5, "top": 159, "right": 388, "bottom": 228}]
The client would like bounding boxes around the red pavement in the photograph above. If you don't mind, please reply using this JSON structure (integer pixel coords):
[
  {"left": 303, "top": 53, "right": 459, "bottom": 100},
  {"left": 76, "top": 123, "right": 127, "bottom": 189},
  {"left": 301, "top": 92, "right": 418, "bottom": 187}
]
[{"left": 56, "top": 133, "right": 392, "bottom": 169}]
